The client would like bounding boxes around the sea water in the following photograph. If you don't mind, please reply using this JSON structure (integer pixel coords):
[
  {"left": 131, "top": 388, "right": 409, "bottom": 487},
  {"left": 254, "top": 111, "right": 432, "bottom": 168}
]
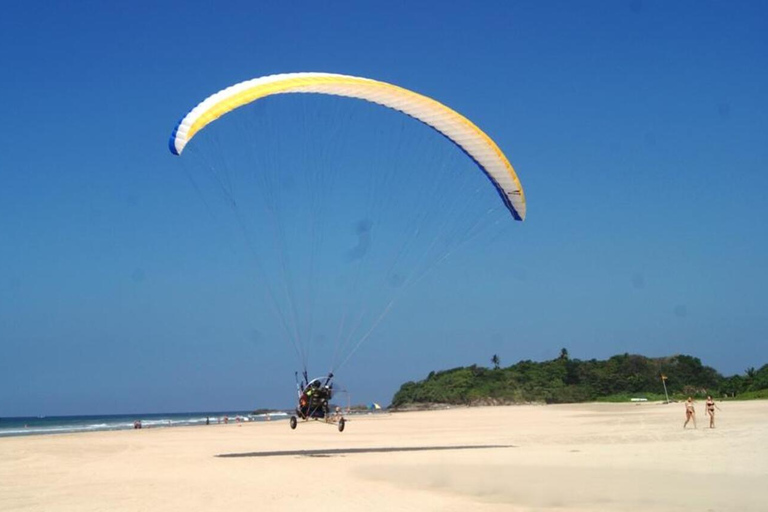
[{"left": 0, "top": 411, "right": 289, "bottom": 437}]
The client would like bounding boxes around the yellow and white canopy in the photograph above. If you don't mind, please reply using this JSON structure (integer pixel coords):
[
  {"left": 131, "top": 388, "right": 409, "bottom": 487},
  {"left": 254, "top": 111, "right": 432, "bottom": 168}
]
[{"left": 169, "top": 72, "right": 526, "bottom": 220}]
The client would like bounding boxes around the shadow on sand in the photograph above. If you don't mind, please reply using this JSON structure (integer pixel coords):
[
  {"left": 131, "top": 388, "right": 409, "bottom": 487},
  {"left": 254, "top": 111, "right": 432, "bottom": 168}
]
[{"left": 217, "top": 444, "right": 515, "bottom": 458}]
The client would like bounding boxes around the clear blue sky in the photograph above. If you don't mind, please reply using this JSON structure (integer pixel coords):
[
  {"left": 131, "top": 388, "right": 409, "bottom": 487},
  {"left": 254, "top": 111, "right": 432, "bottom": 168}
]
[{"left": 1, "top": 1, "right": 766, "bottom": 416}]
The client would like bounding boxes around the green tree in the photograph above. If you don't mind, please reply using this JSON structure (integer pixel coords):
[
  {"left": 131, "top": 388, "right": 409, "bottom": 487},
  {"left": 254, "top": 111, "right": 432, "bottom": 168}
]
[{"left": 389, "top": 352, "right": 763, "bottom": 408}]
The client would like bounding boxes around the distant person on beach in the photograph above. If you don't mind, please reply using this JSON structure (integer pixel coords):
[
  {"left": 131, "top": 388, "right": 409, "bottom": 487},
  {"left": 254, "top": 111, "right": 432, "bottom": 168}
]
[
  {"left": 705, "top": 395, "right": 720, "bottom": 428},
  {"left": 683, "top": 397, "right": 696, "bottom": 429}
]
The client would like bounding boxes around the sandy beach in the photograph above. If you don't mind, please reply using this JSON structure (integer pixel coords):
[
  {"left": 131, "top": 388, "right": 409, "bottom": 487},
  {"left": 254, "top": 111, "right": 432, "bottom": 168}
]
[{"left": 1, "top": 400, "right": 766, "bottom": 511}]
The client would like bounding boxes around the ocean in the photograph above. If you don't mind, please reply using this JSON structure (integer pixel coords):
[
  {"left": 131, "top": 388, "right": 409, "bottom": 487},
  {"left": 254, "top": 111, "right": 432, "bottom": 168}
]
[{"left": 0, "top": 411, "right": 289, "bottom": 438}]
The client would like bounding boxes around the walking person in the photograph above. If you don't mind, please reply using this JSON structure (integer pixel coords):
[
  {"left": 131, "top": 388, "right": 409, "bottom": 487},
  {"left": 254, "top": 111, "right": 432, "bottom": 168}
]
[
  {"left": 705, "top": 395, "right": 720, "bottom": 428},
  {"left": 683, "top": 397, "right": 696, "bottom": 429}
]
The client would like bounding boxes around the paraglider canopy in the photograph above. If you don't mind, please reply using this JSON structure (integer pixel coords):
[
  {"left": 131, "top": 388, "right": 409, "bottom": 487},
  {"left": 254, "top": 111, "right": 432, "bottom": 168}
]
[{"left": 169, "top": 72, "right": 526, "bottom": 220}]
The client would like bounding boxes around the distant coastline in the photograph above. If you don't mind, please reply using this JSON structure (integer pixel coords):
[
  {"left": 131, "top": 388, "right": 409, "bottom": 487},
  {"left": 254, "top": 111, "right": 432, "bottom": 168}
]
[{"left": 0, "top": 411, "right": 286, "bottom": 438}]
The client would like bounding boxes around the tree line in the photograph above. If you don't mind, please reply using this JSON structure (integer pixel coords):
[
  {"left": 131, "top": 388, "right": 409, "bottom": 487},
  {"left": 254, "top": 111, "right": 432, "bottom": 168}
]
[{"left": 390, "top": 352, "right": 768, "bottom": 408}]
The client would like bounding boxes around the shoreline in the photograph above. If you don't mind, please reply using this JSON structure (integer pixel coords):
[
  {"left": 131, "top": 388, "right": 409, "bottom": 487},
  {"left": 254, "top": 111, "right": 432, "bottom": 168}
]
[{"left": 4, "top": 396, "right": 764, "bottom": 438}]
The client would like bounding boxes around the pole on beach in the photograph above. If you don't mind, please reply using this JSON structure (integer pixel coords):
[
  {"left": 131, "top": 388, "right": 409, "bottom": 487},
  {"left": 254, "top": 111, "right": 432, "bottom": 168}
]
[{"left": 661, "top": 374, "right": 669, "bottom": 403}]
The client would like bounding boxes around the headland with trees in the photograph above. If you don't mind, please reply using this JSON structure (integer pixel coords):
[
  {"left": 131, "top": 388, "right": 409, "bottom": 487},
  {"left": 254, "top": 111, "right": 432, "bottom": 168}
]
[{"left": 390, "top": 351, "right": 768, "bottom": 408}]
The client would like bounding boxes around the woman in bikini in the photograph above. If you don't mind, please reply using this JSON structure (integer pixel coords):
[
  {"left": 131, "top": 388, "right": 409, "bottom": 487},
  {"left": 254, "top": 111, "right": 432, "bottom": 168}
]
[
  {"left": 683, "top": 396, "right": 696, "bottom": 429},
  {"left": 705, "top": 395, "right": 720, "bottom": 428}
]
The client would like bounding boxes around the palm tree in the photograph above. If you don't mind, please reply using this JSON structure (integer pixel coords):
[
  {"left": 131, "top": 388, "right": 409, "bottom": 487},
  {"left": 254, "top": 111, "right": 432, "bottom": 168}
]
[{"left": 491, "top": 354, "right": 500, "bottom": 370}]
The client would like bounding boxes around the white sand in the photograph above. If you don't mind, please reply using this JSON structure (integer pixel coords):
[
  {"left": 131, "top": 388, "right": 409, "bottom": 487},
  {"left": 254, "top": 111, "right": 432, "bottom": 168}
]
[{"left": 1, "top": 400, "right": 766, "bottom": 511}]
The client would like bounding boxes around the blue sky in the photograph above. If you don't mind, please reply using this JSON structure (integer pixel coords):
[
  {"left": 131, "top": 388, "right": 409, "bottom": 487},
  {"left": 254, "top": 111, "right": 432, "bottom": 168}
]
[{"left": 1, "top": 1, "right": 766, "bottom": 416}]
